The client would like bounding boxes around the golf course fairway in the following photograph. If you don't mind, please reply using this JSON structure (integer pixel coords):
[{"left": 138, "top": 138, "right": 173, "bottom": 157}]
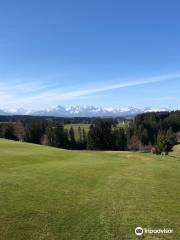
[{"left": 0, "top": 139, "right": 179, "bottom": 240}]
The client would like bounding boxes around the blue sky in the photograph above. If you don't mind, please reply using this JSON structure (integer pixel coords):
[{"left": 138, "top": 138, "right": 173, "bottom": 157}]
[{"left": 0, "top": 0, "right": 180, "bottom": 110}]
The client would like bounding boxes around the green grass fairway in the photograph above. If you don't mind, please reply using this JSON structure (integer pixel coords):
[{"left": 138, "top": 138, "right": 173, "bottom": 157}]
[
  {"left": 0, "top": 139, "right": 180, "bottom": 240},
  {"left": 64, "top": 123, "right": 90, "bottom": 131},
  {"left": 64, "top": 123, "right": 90, "bottom": 140}
]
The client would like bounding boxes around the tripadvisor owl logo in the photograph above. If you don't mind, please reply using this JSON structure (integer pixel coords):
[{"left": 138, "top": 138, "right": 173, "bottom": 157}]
[{"left": 135, "top": 227, "right": 144, "bottom": 236}]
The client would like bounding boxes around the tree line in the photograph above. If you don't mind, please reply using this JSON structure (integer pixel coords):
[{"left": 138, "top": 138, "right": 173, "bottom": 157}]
[
  {"left": 127, "top": 111, "right": 180, "bottom": 154},
  {"left": 0, "top": 118, "right": 127, "bottom": 150},
  {"left": 0, "top": 111, "right": 179, "bottom": 154}
]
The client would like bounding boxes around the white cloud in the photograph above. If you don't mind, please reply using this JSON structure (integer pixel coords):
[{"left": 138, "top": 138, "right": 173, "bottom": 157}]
[{"left": 0, "top": 72, "right": 179, "bottom": 109}]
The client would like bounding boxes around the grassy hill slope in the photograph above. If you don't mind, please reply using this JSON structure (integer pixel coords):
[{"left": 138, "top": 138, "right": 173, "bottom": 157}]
[
  {"left": 0, "top": 139, "right": 180, "bottom": 240},
  {"left": 172, "top": 144, "right": 180, "bottom": 157}
]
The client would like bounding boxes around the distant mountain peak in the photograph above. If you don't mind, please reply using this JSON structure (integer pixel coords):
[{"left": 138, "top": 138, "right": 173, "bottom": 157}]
[{"left": 0, "top": 105, "right": 171, "bottom": 117}]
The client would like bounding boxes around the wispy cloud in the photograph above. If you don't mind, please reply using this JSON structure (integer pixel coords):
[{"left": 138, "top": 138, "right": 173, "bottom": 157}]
[
  {"left": 54, "top": 73, "right": 180, "bottom": 98},
  {"left": 0, "top": 73, "right": 179, "bottom": 109}
]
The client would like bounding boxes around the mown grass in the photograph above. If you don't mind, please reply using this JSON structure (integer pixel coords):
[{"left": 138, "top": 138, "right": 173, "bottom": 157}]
[
  {"left": 0, "top": 139, "right": 179, "bottom": 240},
  {"left": 64, "top": 123, "right": 90, "bottom": 140},
  {"left": 64, "top": 122, "right": 128, "bottom": 139}
]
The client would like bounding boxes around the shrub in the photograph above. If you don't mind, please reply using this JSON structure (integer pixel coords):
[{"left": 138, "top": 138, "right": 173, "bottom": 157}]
[{"left": 151, "top": 146, "right": 161, "bottom": 155}]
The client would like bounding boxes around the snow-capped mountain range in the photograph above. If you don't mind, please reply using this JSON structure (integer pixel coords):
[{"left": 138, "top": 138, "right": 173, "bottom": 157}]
[{"left": 0, "top": 106, "right": 171, "bottom": 117}]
